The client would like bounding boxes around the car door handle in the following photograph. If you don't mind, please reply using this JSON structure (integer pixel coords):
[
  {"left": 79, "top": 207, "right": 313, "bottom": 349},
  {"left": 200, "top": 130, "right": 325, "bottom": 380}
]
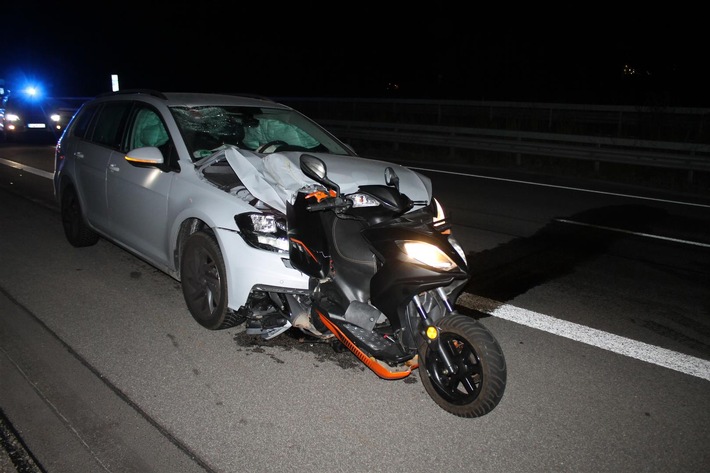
[
  {"left": 109, "top": 164, "right": 120, "bottom": 172},
  {"left": 74, "top": 151, "right": 84, "bottom": 159}
]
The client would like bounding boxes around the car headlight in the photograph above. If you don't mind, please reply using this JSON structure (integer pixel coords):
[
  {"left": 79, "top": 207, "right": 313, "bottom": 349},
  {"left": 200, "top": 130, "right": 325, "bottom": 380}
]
[
  {"left": 6, "top": 113, "right": 20, "bottom": 122},
  {"left": 235, "top": 212, "right": 289, "bottom": 253},
  {"left": 347, "top": 193, "right": 381, "bottom": 208},
  {"left": 50, "top": 114, "right": 61, "bottom": 122},
  {"left": 397, "top": 240, "right": 457, "bottom": 271}
]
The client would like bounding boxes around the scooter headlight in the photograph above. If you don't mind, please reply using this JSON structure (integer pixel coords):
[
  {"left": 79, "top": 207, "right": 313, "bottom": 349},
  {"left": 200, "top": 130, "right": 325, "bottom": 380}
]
[
  {"left": 235, "top": 212, "right": 289, "bottom": 253},
  {"left": 398, "top": 240, "right": 457, "bottom": 271}
]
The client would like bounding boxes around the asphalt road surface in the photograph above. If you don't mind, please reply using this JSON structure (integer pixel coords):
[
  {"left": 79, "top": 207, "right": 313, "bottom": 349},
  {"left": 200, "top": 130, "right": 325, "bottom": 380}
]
[{"left": 1, "top": 142, "right": 709, "bottom": 472}]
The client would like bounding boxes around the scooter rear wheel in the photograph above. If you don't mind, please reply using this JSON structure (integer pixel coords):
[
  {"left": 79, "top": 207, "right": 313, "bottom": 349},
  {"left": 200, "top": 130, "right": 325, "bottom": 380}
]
[{"left": 418, "top": 314, "right": 506, "bottom": 418}]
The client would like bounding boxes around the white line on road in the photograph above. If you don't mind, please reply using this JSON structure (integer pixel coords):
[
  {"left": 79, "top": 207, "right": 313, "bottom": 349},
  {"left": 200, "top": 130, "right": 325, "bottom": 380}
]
[
  {"left": 555, "top": 218, "right": 710, "bottom": 248},
  {"left": 0, "top": 158, "right": 54, "bottom": 180},
  {"left": 411, "top": 166, "right": 710, "bottom": 209},
  {"left": 459, "top": 293, "right": 710, "bottom": 382}
]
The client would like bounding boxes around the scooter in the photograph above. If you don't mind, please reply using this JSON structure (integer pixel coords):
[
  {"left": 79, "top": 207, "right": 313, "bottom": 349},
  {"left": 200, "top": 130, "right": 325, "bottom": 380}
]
[{"left": 247, "top": 153, "right": 506, "bottom": 418}]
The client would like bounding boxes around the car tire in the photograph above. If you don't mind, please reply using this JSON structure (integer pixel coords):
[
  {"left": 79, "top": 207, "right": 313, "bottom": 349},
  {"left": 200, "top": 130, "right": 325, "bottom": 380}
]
[
  {"left": 61, "top": 186, "right": 99, "bottom": 247},
  {"left": 180, "top": 231, "right": 238, "bottom": 330}
]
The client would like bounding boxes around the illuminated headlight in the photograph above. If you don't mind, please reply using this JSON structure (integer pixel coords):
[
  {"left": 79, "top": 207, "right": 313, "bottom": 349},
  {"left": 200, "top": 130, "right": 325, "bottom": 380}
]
[
  {"left": 348, "top": 193, "right": 380, "bottom": 208},
  {"left": 50, "top": 114, "right": 61, "bottom": 122},
  {"left": 235, "top": 212, "right": 289, "bottom": 253},
  {"left": 398, "top": 240, "right": 457, "bottom": 271},
  {"left": 6, "top": 113, "right": 19, "bottom": 122}
]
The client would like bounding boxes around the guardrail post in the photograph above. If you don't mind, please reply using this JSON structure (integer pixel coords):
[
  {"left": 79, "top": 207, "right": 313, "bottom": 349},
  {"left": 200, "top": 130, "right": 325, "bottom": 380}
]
[
  {"left": 617, "top": 111, "right": 623, "bottom": 137},
  {"left": 449, "top": 131, "right": 455, "bottom": 159},
  {"left": 687, "top": 151, "right": 696, "bottom": 185},
  {"left": 594, "top": 142, "right": 601, "bottom": 175},
  {"left": 515, "top": 136, "right": 522, "bottom": 166}
]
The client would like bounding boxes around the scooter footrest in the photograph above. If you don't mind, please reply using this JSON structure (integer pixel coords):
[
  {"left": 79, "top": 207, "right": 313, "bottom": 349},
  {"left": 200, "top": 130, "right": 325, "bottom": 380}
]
[
  {"left": 340, "top": 322, "right": 410, "bottom": 363},
  {"left": 343, "top": 322, "right": 391, "bottom": 351}
]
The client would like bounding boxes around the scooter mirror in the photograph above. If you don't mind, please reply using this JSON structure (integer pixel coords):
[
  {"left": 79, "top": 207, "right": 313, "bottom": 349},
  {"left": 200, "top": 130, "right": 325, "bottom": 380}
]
[
  {"left": 300, "top": 154, "right": 340, "bottom": 194},
  {"left": 385, "top": 166, "right": 400, "bottom": 191},
  {"left": 300, "top": 154, "right": 327, "bottom": 180}
]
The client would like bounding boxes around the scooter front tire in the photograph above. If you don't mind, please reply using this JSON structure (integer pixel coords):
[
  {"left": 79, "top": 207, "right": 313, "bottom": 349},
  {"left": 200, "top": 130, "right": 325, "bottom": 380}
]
[{"left": 418, "top": 314, "right": 506, "bottom": 418}]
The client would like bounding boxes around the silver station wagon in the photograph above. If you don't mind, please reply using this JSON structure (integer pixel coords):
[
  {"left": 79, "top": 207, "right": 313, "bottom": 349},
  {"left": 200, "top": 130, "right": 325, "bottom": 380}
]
[{"left": 53, "top": 90, "right": 432, "bottom": 330}]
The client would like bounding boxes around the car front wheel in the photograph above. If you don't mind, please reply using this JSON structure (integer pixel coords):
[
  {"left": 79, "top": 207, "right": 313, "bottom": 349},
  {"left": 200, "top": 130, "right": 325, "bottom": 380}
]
[{"left": 180, "top": 231, "right": 239, "bottom": 330}]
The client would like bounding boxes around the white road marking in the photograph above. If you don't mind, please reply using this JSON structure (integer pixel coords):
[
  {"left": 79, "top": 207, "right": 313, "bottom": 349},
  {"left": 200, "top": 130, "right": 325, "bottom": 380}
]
[
  {"left": 555, "top": 218, "right": 710, "bottom": 248},
  {"left": 459, "top": 293, "right": 710, "bottom": 382},
  {"left": 411, "top": 166, "right": 710, "bottom": 209},
  {"left": 0, "top": 158, "right": 54, "bottom": 180}
]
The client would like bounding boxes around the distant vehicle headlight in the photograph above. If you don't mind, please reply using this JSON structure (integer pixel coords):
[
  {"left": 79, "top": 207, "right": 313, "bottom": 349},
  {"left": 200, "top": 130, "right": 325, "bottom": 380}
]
[
  {"left": 6, "top": 113, "right": 20, "bottom": 122},
  {"left": 50, "top": 114, "right": 60, "bottom": 122}
]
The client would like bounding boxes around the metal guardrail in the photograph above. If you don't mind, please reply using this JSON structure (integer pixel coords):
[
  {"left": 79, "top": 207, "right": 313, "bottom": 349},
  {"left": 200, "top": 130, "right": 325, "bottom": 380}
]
[
  {"left": 280, "top": 97, "right": 710, "bottom": 144},
  {"left": 319, "top": 120, "right": 710, "bottom": 173},
  {"left": 278, "top": 98, "right": 710, "bottom": 191}
]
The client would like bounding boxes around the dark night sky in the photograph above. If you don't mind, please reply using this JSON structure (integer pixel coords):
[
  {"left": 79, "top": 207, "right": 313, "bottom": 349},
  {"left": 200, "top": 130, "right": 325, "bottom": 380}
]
[{"left": 1, "top": 3, "right": 707, "bottom": 107}]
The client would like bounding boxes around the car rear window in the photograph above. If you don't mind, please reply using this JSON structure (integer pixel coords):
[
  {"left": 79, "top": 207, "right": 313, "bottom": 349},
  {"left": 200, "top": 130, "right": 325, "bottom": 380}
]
[{"left": 71, "top": 104, "right": 99, "bottom": 139}]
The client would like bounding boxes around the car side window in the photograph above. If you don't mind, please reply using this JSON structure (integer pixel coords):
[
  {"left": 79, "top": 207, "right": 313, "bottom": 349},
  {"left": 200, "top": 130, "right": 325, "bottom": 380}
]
[
  {"left": 126, "top": 104, "right": 180, "bottom": 171},
  {"left": 89, "top": 102, "right": 132, "bottom": 149},
  {"left": 128, "top": 107, "right": 169, "bottom": 150}
]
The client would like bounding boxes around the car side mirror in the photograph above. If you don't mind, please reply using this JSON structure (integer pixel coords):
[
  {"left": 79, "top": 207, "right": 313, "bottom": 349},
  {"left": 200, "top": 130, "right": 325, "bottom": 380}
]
[{"left": 125, "top": 146, "right": 165, "bottom": 167}]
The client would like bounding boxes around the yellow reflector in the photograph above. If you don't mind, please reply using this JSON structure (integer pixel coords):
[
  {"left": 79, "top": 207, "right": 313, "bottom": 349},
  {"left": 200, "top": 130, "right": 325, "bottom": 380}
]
[{"left": 426, "top": 326, "right": 438, "bottom": 340}]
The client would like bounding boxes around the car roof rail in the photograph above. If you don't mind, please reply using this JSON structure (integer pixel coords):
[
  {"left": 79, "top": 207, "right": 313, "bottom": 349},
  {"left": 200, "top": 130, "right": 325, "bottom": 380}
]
[
  {"left": 226, "top": 92, "right": 276, "bottom": 102},
  {"left": 96, "top": 89, "right": 168, "bottom": 100}
]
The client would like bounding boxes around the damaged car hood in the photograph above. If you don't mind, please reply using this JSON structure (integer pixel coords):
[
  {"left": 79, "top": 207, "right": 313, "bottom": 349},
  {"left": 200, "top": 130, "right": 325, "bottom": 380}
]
[{"left": 215, "top": 147, "right": 432, "bottom": 214}]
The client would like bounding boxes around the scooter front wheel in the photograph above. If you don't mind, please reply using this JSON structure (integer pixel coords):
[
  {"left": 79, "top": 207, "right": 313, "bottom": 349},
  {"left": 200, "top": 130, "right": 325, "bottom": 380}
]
[{"left": 418, "top": 314, "right": 506, "bottom": 418}]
